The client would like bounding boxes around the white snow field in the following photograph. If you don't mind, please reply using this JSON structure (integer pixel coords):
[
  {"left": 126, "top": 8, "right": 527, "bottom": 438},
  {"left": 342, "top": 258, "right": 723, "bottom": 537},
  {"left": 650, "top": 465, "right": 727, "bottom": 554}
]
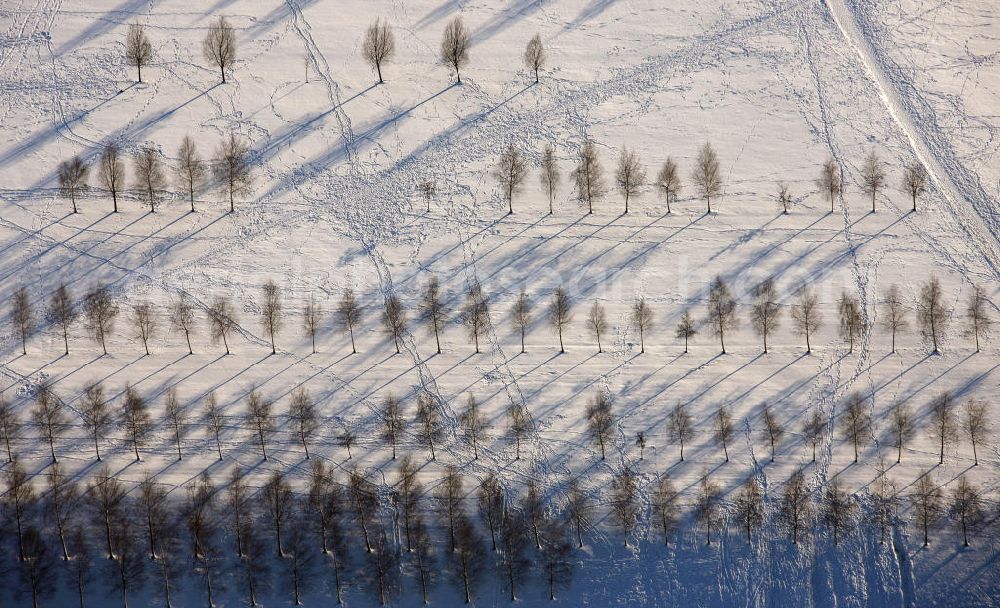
[{"left": 0, "top": 0, "right": 998, "bottom": 606}]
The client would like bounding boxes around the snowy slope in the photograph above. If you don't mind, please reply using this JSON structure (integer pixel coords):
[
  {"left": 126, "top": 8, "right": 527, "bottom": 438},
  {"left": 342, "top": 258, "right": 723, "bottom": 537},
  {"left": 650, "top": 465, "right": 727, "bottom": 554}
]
[{"left": 0, "top": 0, "right": 997, "bottom": 606}]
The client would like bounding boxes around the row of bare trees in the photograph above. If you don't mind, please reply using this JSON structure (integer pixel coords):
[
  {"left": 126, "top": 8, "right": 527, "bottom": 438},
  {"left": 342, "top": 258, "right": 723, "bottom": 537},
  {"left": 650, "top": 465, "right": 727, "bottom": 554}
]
[
  {"left": 487, "top": 139, "right": 928, "bottom": 217},
  {"left": 7, "top": 274, "right": 988, "bottom": 358},
  {"left": 2, "top": 452, "right": 993, "bottom": 607},
  {"left": 57, "top": 132, "right": 253, "bottom": 215},
  {"left": 125, "top": 16, "right": 546, "bottom": 89},
  {"left": 2, "top": 372, "right": 989, "bottom": 485}
]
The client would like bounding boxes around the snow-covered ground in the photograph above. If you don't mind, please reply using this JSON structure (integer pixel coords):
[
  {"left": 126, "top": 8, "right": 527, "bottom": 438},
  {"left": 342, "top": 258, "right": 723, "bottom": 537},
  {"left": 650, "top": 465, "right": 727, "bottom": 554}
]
[{"left": 0, "top": 0, "right": 997, "bottom": 606}]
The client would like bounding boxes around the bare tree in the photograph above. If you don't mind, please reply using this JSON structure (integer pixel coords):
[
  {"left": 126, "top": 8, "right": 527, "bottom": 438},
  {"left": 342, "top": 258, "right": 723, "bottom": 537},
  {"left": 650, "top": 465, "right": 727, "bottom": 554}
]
[
  {"left": 88, "top": 466, "right": 128, "bottom": 559},
  {"left": 83, "top": 285, "right": 118, "bottom": 355},
  {"left": 47, "top": 283, "right": 77, "bottom": 356},
  {"left": 261, "top": 279, "right": 282, "bottom": 354},
  {"left": 415, "top": 392, "right": 443, "bottom": 460},
  {"left": 911, "top": 471, "right": 943, "bottom": 546},
  {"left": 395, "top": 456, "right": 422, "bottom": 553},
  {"left": 751, "top": 278, "right": 781, "bottom": 354},
  {"left": 411, "top": 516, "right": 436, "bottom": 605},
  {"left": 437, "top": 466, "right": 463, "bottom": 552},
  {"left": 289, "top": 387, "right": 319, "bottom": 459},
  {"left": 171, "top": 293, "right": 196, "bottom": 354},
  {"left": 0, "top": 391, "right": 21, "bottom": 461},
  {"left": 507, "top": 402, "right": 532, "bottom": 460},
  {"left": 651, "top": 474, "right": 680, "bottom": 545},
  {"left": 762, "top": 405, "right": 784, "bottom": 462},
  {"left": 861, "top": 150, "right": 886, "bottom": 213},
  {"left": 226, "top": 465, "right": 251, "bottom": 558},
  {"left": 587, "top": 301, "right": 607, "bottom": 353},
  {"left": 511, "top": 288, "right": 531, "bottom": 353},
  {"left": 523, "top": 33, "right": 545, "bottom": 83},
  {"left": 571, "top": 140, "right": 605, "bottom": 214},
  {"left": 44, "top": 464, "right": 80, "bottom": 561},
  {"left": 901, "top": 161, "right": 927, "bottom": 212},
  {"left": 125, "top": 23, "right": 153, "bottom": 82},
  {"left": 706, "top": 275, "right": 737, "bottom": 353},
  {"left": 949, "top": 475, "right": 984, "bottom": 547},
  {"left": 837, "top": 291, "right": 864, "bottom": 353},
  {"left": 131, "top": 302, "right": 157, "bottom": 355},
  {"left": 440, "top": 16, "right": 471, "bottom": 84},
  {"left": 692, "top": 142, "right": 722, "bottom": 213},
  {"left": 418, "top": 180, "right": 436, "bottom": 213},
  {"left": 165, "top": 388, "right": 187, "bottom": 460},
  {"left": 137, "top": 474, "right": 169, "bottom": 559},
  {"left": 965, "top": 284, "right": 991, "bottom": 352},
  {"left": 307, "top": 465, "right": 347, "bottom": 602},
  {"left": 339, "top": 425, "right": 356, "bottom": 460},
  {"left": 79, "top": 382, "right": 112, "bottom": 461},
  {"left": 185, "top": 473, "right": 219, "bottom": 603},
  {"left": 631, "top": 297, "right": 654, "bottom": 354},
  {"left": 694, "top": 472, "right": 722, "bottom": 545},
  {"left": 871, "top": 463, "right": 898, "bottom": 545},
  {"left": 714, "top": 406, "right": 734, "bottom": 462},
  {"left": 204, "top": 391, "right": 225, "bottom": 460},
  {"left": 381, "top": 393, "right": 405, "bottom": 460},
  {"left": 336, "top": 288, "right": 362, "bottom": 353},
  {"left": 66, "top": 526, "right": 98, "bottom": 607},
  {"left": 586, "top": 392, "right": 614, "bottom": 460},
  {"left": 58, "top": 156, "right": 89, "bottom": 213},
  {"left": 134, "top": 145, "right": 165, "bottom": 213},
  {"left": 421, "top": 275, "right": 446, "bottom": 354},
  {"left": 4, "top": 460, "right": 35, "bottom": 561},
  {"left": 881, "top": 284, "right": 907, "bottom": 353},
  {"left": 382, "top": 293, "right": 407, "bottom": 354},
  {"left": 246, "top": 387, "right": 274, "bottom": 461},
  {"left": 459, "top": 394, "right": 487, "bottom": 459},
  {"left": 478, "top": 473, "right": 504, "bottom": 551},
  {"left": 540, "top": 144, "right": 559, "bottom": 214},
  {"left": 791, "top": 286, "right": 821, "bottom": 353},
  {"left": 215, "top": 132, "right": 253, "bottom": 212},
  {"left": 840, "top": 392, "right": 871, "bottom": 463},
  {"left": 777, "top": 182, "right": 793, "bottom": 214},
  {"left": 11, "top": 286, "right": 32, "bottom": 355},
  {"left": 284, "top": 508, "right": 319, "bottom": 605},
  {"left": 99, "top": 142, "right": 126, "bottom": 213},
  {"left": 565, "top": 477, "right": 591, "bottom": 548},
  {"left": 611, "top": 467, "right": 639, "bottom": 546},
  {"left": 635, "top": 431, "right": 646, "bottom": 460},
  {"left": 655, "top": 157, "right": 681, "bottom": 213},
  {"left": 734, "top": 476, "right": 765, "bottom": 543},
  {"left": 888, "top": 401, "right": 915, "bottom": 463},
  {"left": 208, "top": 295, "right": 237, "bottom": 354},
  {"left": 499, "top": 507, "right": 530, "bottom": 602},
  {"left": 821, "top": 478, "right": 856, "bottom": 545},
  {"left": 362, "top": 18, "right": 395, "bottom": 84},
  {"left": 32, "top": 381, "right": 67, "bottom": 462},
  {"left": 929, "top": 391, "right": 957, "bottom": 465},
  {"left": 963, "top": 399, "right": 988, "bottom": 466},
  {"left": 120, "top": 385, "right": 152, "bottom": 461},
  {"left": 302, "top": 296, "right": 320, "bottom": 354},
  {"left": 463, "top": 282, "right": 490, "bottom": 353},
  {"left": 549, "top": 286, "right": 573, "bottom": 353},
  {"left": 19, "top": 526, "right": 58, "bottom": 607},
  {"left": 203, "top": 16, "right": 236, "bottom": 83},
  {"left": 675, "top": 309, "right": 696, "bottom": 353},
  {"left": 495, "top": 143, "right": 528, "bottom": 214},
  {"left": 262, "top": 470, "right": 293, "bottom": 556},
  {"left": 817, "top": 158, "right": 842, "bottom": 213},
  {"left": 802, "top": 408, "right": 824, "bottom": 462},
  {"left": 667, "top": 402, "right": 694, "bottom": 461},
  {"left": 539, "top": 518, "right": 574, "bottom": 599},
  {"left": 451, "top": 514, "right": 485, "bottom": 604},
  {"left": 176, "top": 135, "right": 205, "bottom": 212},
  {"left": 779, "top": 469, "right": 813, "bottom": 544},
  {"left": 615, "top": 147, "right": 646, "bottom": 214}
]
